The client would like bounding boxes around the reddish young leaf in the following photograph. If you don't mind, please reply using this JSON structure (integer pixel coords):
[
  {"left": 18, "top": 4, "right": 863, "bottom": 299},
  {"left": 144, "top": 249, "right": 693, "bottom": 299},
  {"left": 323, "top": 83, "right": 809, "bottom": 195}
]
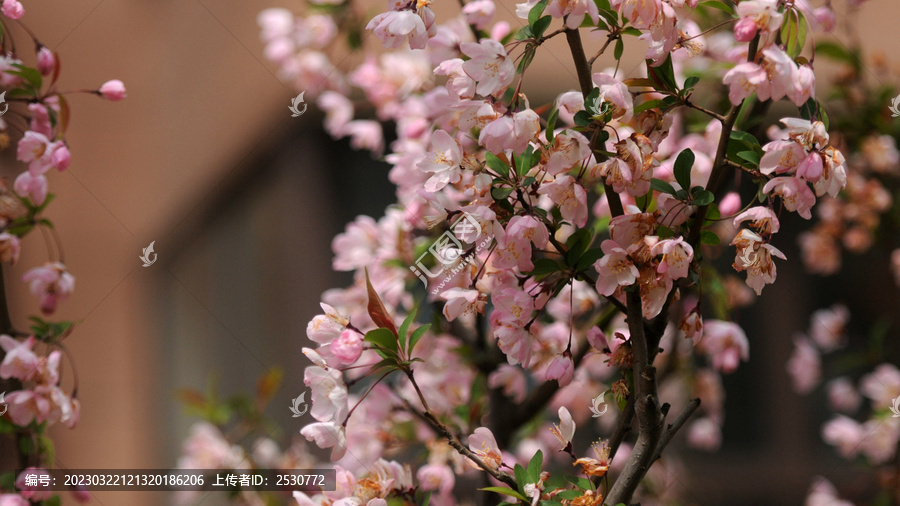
[{"left": 365, "top": 267, "right": 398, "bottom": 336}]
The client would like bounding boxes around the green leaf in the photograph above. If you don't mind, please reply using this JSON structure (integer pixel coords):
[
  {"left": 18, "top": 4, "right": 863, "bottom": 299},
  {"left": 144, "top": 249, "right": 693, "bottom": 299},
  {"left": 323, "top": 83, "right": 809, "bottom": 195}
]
[
  {"left": 533, "top": 15, "right": 553, "bottom": 39},
  {"left": 673, "top": 149, "right": 695, "bottom": 191},
  {"left": 408, "top": 324, "right": 430, "bottom": 356},
  {"left": 546, "top": 108, "right": 559, "bottom": 142},
  {"left": 633, "top": 98, "right": 665, "bottom": 115},
  {"left": 700, "top": 230, "right": 721, "bottom": 245},
  {"left": 575, "top": 247, "right": 604, "bottom": 271},
  {"left": 583, "top": 87, "right": 602, "bottom": 115},
  {"left": 736, "top": 150, "right": 761, "bottom": 166},
  {"left": 492, "top": 186, "right": 514, "bottom": 200},
  {"left": 485, "top": 151, "right": 510, "bottom": 177},
  {"left": 614, "top": 37, "right": 624, "bottom": 60},
  {"left": 620, "top": 26, "right": 642, "bottom": 36},
  {"left": 691, "top": 189, "right": 715, "bottom": 206},
  {"left": 529, "top": 0, "right": 548, "bottom": 26},
  {"left": 683, "top": 75, "right": 700, "bottom": 90},
  {"left": 365, "top": 328, "right": 399, "bottom": 358},
  {"left": 573, "top": 110, "right": 592, "bottom": 127},
  {"left": 513, "top": 464, "right": 528, "bottom": 494},
  {"left": 565, "top": 228, "right": 593, "bottom": 266},
  {"left": 9, "top": 63, "right": 42, "bottom": 89},
  {"left": 647, "top": 55, "right": 677, "bottom": 92},
  {"left": 529, "top": 258, "right": 563, "bottom": 277},
  {"left": 650, "top": 178, "right": 677, "bottom": 195},
  {"left": 815, "top": 42, "right": 858, "bottom": 68},
  {"left": 526, "top": 449, "right": 543, "bottom": 484},
  {"left": 514, "top": 25, "right": 534, "bottom": 41},
  {"left": 397, "top": 307, "right": 417, "bottom": 351},
  {"left": 729, "top": 129, "right": 760, "bottom": 149},
  {"left": 482, "top": 487, "right": 528, "bottom": 501},
  {"left": 699, "top": 0, "right": 736, "bottom": 15},
  {"left": 518, "top": 44, "right": 537, "bottom": 74}
]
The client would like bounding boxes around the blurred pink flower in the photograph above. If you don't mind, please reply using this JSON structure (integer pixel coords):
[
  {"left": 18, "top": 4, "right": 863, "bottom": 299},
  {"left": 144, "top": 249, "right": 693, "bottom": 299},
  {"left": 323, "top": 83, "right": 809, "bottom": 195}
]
[{"left": 22, "top": 262, "right": 75, "bottom": 315}]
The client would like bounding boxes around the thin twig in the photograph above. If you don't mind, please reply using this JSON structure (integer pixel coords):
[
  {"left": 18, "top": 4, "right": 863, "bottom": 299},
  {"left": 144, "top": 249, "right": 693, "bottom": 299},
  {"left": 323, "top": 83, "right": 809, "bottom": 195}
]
[{"left": 650, "top": 398, "right": 701, "bottom": 463}]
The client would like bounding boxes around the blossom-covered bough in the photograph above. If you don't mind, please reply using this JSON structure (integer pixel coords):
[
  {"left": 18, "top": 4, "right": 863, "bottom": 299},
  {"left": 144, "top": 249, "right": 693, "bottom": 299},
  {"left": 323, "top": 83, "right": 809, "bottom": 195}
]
[
  {"left": 247, "top": 0, "right": 895, "bottom": 503},
  {"left": 0, "top": 2, "right": 125, "bottom": 503}
]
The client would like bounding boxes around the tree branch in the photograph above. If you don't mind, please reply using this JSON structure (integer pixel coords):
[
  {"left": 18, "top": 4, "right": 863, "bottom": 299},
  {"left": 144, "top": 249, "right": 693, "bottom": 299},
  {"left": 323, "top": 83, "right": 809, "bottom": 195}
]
[{"left": 650, "top": 398, "right": 701, "bottom": 464}]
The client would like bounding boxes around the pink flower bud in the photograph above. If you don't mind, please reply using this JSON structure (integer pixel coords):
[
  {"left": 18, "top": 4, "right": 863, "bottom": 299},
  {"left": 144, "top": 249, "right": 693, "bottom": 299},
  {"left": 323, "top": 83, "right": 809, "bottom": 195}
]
[
  {"left": 36, "top": 47, "right": 55, "bottom": 76},
  {"left": 719, "top": 191, "right": 742, "bottom": 216},
  {"left": 814, "top": 7, "right": 836, "bottom": 32},
  {"left": 544, "top": 354, "right": 574, "bottom": 387},
  {"left": 733, "top": 17, "right": 758, "bottom": 42},
  {"left": 52, "top": 143, "right": 70, "bottom": 171},
  {"left": 98, "top": 79, "right": 126, "bottom": 101},
  {"left": 1, "top": 0, "right": 24, "bottom": 20},
  {"left": 329, "top": 329, "right": 363, "bottom": 364}
]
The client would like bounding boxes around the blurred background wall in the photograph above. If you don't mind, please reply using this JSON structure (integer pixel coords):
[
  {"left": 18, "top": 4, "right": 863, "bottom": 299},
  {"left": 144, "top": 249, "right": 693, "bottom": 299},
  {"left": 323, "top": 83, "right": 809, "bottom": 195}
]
[{"left": 0, "top": 0, "right": 898, "bottom": 504}]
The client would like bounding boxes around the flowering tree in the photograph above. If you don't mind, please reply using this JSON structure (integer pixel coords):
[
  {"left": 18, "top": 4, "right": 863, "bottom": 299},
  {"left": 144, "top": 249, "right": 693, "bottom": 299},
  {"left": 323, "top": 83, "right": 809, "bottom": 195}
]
[
  {"left": 0, "top": 2, "right": 125, "bottom": 503},
  {"left": 176, "top": 0, "right": 899, "bottom": 504}
]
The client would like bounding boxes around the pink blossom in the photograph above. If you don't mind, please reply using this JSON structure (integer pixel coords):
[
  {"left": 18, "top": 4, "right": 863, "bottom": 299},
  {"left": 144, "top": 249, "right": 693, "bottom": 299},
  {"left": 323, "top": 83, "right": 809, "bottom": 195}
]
[
  {"left": 650, "top": 236, "right": 693, "bottom": 281},
  {"left": 788, "top": 64, "right": 816, "bottom": 107},
  {"left": 304, "top": 365, "right": 348, "bottom": 423},
  {"left": 416, "top": 464, "right": 455, "bottom": 495},
  {"left": 821, "top": 415, "right": 864, "bottom": 458},
  {"left": 418, "top": 130, "right": 462, "bottom": 192},
  {"left": 762, "top": 47, "right": 799, "bottom": 102},
  {"left": 22, "top": 262, "right": 75, "bottom": 315},
  {"left": 461, "top": 39, "right": 515, "bottom": 97},
  {"left": 0, "top": 233, "right": 21, "bottom": 264},
  {"left": 507, "top": 215, "right": 549, "bottom": 249},
  {"left": 330, "top": 330, "right": 363, "bottom": 365},
  {"left": 434, "top": 58, "right": 476, "bottom": 100},
  {"left": 441, "top": 288, "right": 486, "bottom": 321},
  {"left": 537, "top": 175, "right": 588, "bottom": 227},
  {"left": 701, "top": 320, "right": 749, "bottom": 374},
  {"left": 494, "top": 234, "right": 535, "bottom": 272},
  {"left": 586, "top": 326, "right": 607, "bottom": 350},
  {"left": 331, "top": 216, "right": 380, "bottom": 272},
  {"left": 0, "top": 494, "right": 28, "bottom": 506},
  {"left": 544, "top": 130, "right": 591, "bottom": 175},
  {"left": 367, "top": 2, "right": 436, "bottom": 50},
  {"left": 593, "top": 240, "right": 638, "bottom": 296},
  {"left": 545, "top": 353, "right": 575, "bottom": 387},
  {"left": 805, "top": 477, "right": 853, "bottom": 506},
  {"left": 0, "top": 335, "right": 38, "bottom": 381},
  {"left": 859, "top": 363, "right": 900, "bottom": 407},
  {"left": 723, "top": 62, "right": 771, "bottom": 106},
  {"left": 551, "top": 406, "right": 576, "bottom": 450},
  {"left": 733, "top": 206, "right": 780, "bottom": 235},
  {"left": 479, "top": 109, "right": 540, "bottom": 154},
  {"left": 28, "top": 103, "right": 53, "bottom": 138},
  {"left": 813, "top": 7, "right": 837, "bottom": 32},
  {"left": 301, "top": 421, "right": 348, "bottom": 461},
  {"left": 318, "top": 91, "right": 354, "bottom": 137},
  {"left": 859, "top": 419, "right": 900, "bottom": 464},
  {"left": 467, "top": 427, "right": 503, "bottom": 469},
  {"left": 462, "top": 0, "right": 495, "bottom": 29},
  {"left": 686, "top": 417, "right": 721, "bottom": 451},
  {"left": 592, "top": 72, "right": 633, "bottom": 123},
  {"left": 52, "top": 143, "right": 70, "bottom": 171},
  {"left": 306, "top": 303, "right": 350, "bottom": 346},
  {"left": 4, "top": 389, "right": 51, "bottom": 426},
  {"left": 488, "top": 364, "right": 527, "bottom": 402},
  {"left": 826, "top": 377, "right": 862, "bottom": 414},
  {"left": 735, "top": 0, "right": 783, "bottom": 38},
  {"left": 1, "top": 0, "right": 24, "bottom": 20},
  {"left": 719, "top": 191, "right": 742, "bottom": 216},
  {"left": 547, "top": 0, "right": 599, "bottom": 29},
  {"left": 680, "top": 310, "right": 703, "bottom": 345},
  {"left": 494, "top": 323, "right": 536, "bottom": 367},
  {"left": 762, "top": 177, "right": 816, "bottom": 219},
  {"left": 786, "top": 337, "right": 820, "bottom": 394},
  {"left": 344, "top": 120, "right": 384, "bottom": 155},
  {"left": 17, "top": 131, "right": 57, "bottom": 175},
  {"left": 730, "top": 228, "right": 786, "bottom": 295},
  {"left": 616, "top": 0, "right": 660, "bottom": 29},
  {"left": 809, "top": 304, "right": 848, "bottom": 352},
  {"left": 98, "top": 79, "right": 126, "bottom": 101},
  {"left": 760, "top": 139, "right": 806, "bottom": 175}
]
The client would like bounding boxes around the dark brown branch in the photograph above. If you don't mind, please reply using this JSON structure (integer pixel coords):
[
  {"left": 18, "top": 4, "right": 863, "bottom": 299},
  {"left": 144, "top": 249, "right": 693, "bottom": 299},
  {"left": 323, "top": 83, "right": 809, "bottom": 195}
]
[{"left": 651, "top": 398, "right": 701, "bottom": 464}]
